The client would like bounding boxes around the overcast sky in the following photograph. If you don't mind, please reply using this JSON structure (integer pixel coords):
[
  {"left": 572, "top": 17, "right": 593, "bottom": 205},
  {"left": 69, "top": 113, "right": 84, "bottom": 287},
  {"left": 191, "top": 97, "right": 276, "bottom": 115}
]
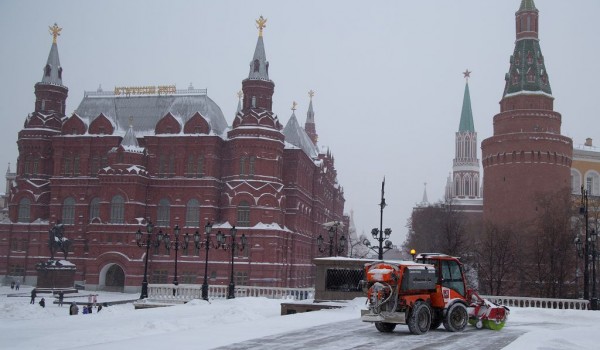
[{"left": 1, "top": 0, "right": 599, "bottom": 247}]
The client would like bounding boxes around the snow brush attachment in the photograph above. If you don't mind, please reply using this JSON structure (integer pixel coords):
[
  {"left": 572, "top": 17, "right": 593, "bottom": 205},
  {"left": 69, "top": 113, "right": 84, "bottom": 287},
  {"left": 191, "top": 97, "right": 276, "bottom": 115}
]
[{"left": 468, "top": 291, "right": 510, "bottom": 331}]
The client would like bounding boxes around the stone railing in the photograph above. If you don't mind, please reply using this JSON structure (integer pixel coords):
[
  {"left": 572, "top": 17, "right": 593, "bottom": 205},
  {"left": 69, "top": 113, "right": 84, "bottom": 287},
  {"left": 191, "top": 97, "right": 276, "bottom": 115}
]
[
  {"left": 146, "top": 284, "right": 315, "bottom": 303},
  {"left": 482, "top": 295, "right": 590, "bottom": 310}
]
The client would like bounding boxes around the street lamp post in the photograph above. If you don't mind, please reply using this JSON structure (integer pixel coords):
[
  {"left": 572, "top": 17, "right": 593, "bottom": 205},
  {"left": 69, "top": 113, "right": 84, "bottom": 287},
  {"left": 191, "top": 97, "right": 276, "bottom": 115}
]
[
  {"left": 135, "top": 221, "right": 164, "bottom": 299},
  {"left": 317, "top": 222, "right": 346, "bottom": 257},
  {"left": 194, "top": 222, "right": 213, "bottom": 300},
  {"left": 163, "top": 224, "right": 189, "bottom": 288},
  {"left": 362, "top": 178, "right": 393, "bottom": 260},
  {"left": 226, "top": 226, "right": 247, "bottom": 299},
  {"left": 577, "top": 185, "right": 599, "bottom": 310}
]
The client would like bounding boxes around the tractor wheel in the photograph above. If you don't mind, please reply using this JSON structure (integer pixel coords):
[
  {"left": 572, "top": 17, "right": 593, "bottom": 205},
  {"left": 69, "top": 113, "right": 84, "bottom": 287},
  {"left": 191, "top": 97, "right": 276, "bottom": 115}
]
[
  {"left": 443, "top": 303, "right": 468, "bottom": 332},
  {"left": 375, "top": 322, "right": 396, "bottom": 333},
  {"left": 407, "top": 301, "right": 432, "bottom": 335}
]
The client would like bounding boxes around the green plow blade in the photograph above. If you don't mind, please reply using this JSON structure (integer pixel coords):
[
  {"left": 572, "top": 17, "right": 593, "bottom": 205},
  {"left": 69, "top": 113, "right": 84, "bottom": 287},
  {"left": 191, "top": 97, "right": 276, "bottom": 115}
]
[{"left": 482, "top": 319, "right": 506, "bottom": 331}]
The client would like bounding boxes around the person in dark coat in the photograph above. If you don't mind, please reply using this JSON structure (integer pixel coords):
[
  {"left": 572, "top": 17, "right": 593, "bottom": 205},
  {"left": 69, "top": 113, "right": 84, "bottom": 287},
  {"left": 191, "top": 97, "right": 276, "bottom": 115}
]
[
  {"left": 69, "top": 302, "right": 79, "bottom": 315},
  {"left": 10, "top": 281, "right": 14, "bottom": 289},
  {"left": 30, "top": 289, "right": 36, "bottom": 304},
  {"left": 58, "top": 291, "right": 64, "bottom": 307},
  {"left": 39, "top": 298, "right": 45, "bottom": 308}
]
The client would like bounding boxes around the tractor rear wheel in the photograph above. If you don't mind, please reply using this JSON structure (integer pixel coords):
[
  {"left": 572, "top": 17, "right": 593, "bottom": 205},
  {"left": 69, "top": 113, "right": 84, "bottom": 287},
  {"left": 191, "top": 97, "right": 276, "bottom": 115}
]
[
  {"left": 407, "top": 301, "right": 432, "bottom": 335},
  {"left": 375, "top": 322, "right": 396, "bottom": 333},
  {"left": 443, "top": 303, "right": 468, "bottom": 332}
]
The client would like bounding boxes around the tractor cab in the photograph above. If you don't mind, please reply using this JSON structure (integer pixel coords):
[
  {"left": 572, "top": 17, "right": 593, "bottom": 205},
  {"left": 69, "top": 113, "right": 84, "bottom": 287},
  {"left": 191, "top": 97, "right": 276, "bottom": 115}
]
[{"left": 415, "top": 253, "right": 467, "bottom": 298}]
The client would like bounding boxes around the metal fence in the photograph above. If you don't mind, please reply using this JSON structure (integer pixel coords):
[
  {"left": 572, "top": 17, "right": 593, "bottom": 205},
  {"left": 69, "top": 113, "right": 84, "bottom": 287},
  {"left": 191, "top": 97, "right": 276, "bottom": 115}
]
[{"left": 481, "top": 295, "right": 591, "bottom": 310}]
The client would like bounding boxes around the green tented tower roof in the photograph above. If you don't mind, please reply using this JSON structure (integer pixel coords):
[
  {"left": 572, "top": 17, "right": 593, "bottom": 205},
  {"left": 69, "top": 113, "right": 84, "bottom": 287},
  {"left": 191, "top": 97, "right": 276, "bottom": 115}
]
[{"left": 459, "top": 82, "right": 474, "bottom": 132}]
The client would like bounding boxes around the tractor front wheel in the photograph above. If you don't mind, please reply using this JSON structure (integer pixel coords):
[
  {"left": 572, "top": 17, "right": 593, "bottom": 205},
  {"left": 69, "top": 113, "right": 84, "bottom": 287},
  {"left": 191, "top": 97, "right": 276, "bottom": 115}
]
[
  {"left": 443, "top": 303, "right": 468, "bottom": 332},
  {"left": 375, "top": 322, "right": 396, "bottom": 333},
  {"left": 407, "top": 301, "right": 432, "bottom": 335}
]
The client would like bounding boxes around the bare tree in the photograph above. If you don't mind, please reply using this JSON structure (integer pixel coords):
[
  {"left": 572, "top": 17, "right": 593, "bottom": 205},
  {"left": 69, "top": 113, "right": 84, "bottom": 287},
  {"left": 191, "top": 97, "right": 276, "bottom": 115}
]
[{"left": 474, "top": 222, "right": 518, "bottom": 295}]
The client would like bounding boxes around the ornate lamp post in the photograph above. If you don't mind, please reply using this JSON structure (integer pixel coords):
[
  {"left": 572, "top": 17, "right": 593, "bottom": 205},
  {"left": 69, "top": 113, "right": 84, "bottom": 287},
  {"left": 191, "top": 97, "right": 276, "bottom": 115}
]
[
  {"left": 362, "top": 178, "right": 393, "bottom": 260},
  {"left": 410, "top": 248, "right": 417, "bottom": 261},
  {"left": 135, "top": 221, "right": 163, "bottom": 299},
  {"left": 194, "top": 222, "right": 226, "bottom": 300},
  {"left": 225, "top": 226, "right": 247, "bottom": 299},
  {"left": 317, "top": 222, "right": 346, "bottom": 257},
  {"left": 363, "top": 228, "right": 392, "bottom": 260},
  {"left": 163, "top": 224, "right": 189, "bottom": 287}
]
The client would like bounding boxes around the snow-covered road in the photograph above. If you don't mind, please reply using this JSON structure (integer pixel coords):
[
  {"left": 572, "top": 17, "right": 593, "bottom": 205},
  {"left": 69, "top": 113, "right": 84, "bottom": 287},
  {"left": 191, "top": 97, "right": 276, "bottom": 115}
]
[{"left": 214, "top": 318, "right": 525, "bottom": 350}]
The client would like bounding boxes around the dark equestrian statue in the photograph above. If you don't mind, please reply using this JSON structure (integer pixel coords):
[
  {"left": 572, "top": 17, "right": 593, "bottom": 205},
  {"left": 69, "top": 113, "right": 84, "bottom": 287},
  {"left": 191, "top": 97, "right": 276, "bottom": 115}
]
[{"left": 48, "top": 222, "right": 71, "bottom": 260}]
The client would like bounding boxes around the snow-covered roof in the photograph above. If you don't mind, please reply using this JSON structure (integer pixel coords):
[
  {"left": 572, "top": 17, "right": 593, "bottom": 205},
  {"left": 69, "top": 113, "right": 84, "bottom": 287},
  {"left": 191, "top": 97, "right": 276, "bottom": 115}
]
[
  {"left": 282, "top": 111, "right": 318, "bottom": 158},
  {"left": 75, "top": 91, "right": 228, "bottom": 136}
]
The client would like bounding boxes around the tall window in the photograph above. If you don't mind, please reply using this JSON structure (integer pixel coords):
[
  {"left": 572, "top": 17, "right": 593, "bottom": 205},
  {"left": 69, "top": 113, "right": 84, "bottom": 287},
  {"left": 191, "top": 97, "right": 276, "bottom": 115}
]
[
  {"left": 73, "top": 156, "right": 80, "bottom": 176},
  {"left": 62, "top": 197, "right": 76, "bottom": 225},
  {"left": 18, "top": 198, "right": 31, "bottom": 223},
  {"left": 185, "top": 199, "right": 200, "bottom": 227},
  {"left": 32, "top": 157, "right": 39, "bottom": 175},
  {"left": 249, "top": 156, "right": 255, "bottom": 176},
  {"left": 186, "top": 155, "right": 204, "bottom": 178},
  {"left": 240, "top": 157, "right": 246, "bottom": 175},
  {"left": 157, "top": 199, "right": 170, "bottom": 227},
  {"left": 63, "top": 156, "right": 72, "bottom": 176},
  {"left": 110, "top": 195, "right": 125, "bottom": 224},
  {"left": 90, "top": 156, "right": 100, "bottom": 176},
  {"left": 237, "top": 201, "right": 250, "bottom": 227},
  {"left": 89, "top": 197, "right": 101, "bottom": 222}
]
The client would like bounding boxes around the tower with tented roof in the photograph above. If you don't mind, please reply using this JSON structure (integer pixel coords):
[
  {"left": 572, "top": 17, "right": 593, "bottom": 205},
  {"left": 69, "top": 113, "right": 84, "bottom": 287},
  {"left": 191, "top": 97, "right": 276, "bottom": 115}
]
[
  {"left": 11, "top": 24, "right": 69, "bottom": 222},
  {"left": 481, "top": 0, "right": 572, "bottom": 226},
  {"left": 446, "top": 70, "right": 481, "bottom": 201}
]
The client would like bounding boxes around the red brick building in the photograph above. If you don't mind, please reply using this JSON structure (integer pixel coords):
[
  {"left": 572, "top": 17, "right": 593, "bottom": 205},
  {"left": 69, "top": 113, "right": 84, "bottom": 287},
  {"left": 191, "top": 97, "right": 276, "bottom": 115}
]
[
  {"left": 481, "top": 0, "right": 572, "bottom": 226},
  {"left": 0, "top": 20, "right": 346, "bottom": 291}
]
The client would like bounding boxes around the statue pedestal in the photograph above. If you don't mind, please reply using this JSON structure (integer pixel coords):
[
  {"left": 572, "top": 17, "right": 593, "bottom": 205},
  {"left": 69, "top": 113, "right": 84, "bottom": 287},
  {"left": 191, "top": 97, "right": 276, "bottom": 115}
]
[{"left": 36, "top": 260, "right": 76, "bottom": 289}]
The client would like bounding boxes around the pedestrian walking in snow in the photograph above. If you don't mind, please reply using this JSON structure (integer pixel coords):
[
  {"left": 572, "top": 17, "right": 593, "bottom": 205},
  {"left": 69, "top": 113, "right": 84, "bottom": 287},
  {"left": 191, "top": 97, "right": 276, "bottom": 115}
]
[
  {"left": 15, "top": 281, "right": 20, "bottom": 290},
  {"left": 10, "top": 281, "right": 14, "bottom": 289},
  {"left": 39, "top": 298, "right": 45, "bottom": 308},
  {"left": 58, "top": 291, "right": 64, "bottom": 307},
  {"left": 30, "top": 289, "right": 36, "bottom": 304},
  {"left": 69, "top": 302, "right": 79, "bottom": 315}
]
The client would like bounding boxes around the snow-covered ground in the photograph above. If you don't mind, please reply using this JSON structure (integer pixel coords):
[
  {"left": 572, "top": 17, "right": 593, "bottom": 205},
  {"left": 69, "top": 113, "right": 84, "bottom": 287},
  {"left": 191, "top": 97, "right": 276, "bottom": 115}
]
[{"left": 0, "top": 285, "right": 599, "bottom": 349}]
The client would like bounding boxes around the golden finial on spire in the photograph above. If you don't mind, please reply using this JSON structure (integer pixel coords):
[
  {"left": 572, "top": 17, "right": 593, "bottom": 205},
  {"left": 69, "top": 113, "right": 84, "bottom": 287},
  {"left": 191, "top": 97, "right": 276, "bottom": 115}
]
[
  {"left": 237, "top": 90, "right": 243, "bottom": 99},
  {"left": 49, "top": 23, "right": 62, "bottom": 44},
  {"left": 308, "top": 90, "right": 315, "bottom": 100},
  {"left": 463, "top": 69, "right": 471, "bottom": 82},
  {"left": 291, "top": 101, "right": 297, "bottom": 111},
  {"left": 256, "top": 16, "right": 267, "bottom": 37}
]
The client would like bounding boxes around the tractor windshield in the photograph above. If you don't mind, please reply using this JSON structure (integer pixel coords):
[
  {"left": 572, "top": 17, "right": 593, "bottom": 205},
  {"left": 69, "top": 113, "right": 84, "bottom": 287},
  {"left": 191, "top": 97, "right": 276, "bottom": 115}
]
[{"left": 440, "top": 260, "right": 466, "bottom": 297}]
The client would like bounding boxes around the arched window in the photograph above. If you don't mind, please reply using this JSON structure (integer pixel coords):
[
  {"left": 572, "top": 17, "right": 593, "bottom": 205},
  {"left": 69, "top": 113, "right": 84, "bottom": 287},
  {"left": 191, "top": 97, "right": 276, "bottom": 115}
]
[
  {"left": 253, "top": 59, "right": 260, "bottom": 72},
  {"left": 90, "top": 197, "right": 101, "bottom": 222},
  {"left": 186, "top": 199, "right": 200, "bottom": 227},
  {"left": 18, "top": 198, "right": 31, "bottom": 223},
  {"left": 110, "top": 195, "right": 125, "bottom": 224},
  {"left": 586, "top": 171, "right": 600, "bottom": 195},
  {"left": 44, "top": 64, "right": 51, "bottom": 77},
  {"left": 465, "top": 178, "right": 471, "bottom": 197},
  {"left": 157, "top": 198, "right": 170, "bottom": 227},
  {"left": 251, "top": 96, "right": 256, "bottom": 108},
  {"left": 237, "top": 201, "right": 250, "bottom": 227},
  {"left": 62, "top": 197, "right": 76, "bottom": 225}
]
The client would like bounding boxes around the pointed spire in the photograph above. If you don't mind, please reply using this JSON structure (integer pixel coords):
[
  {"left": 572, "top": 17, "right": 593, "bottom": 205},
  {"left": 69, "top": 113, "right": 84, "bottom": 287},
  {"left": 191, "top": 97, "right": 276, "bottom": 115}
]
[
  {"left": 283, "top": 104, "right": 318, "bottom": 158},
  {"left": 307, "top": 90, "right": 315, "bottom": 123},
  {"left": 503, "top": 0, "right": 551, "bottom": 97},
  {"left": 422, "top": 182, "right": 429, "bottom": 205},
  {"left": 519, "top": 0, "right": 537, "bottom": 11},
  {"left": 6, "top": 162, "right": 11, "bottom": 174},
  {"left": 121, "top": 116, "right": 140, "bottom": 148},
  {"left": 248, "top": 16, "right": 270, "bottom": 81},
  {"left": 305, "top": 90, "right": 318, "bottom": 146},
  {"left": 236, "top": 91, "right": 243, "bottom": 114},
  {"left": 459, "top": 70, "right": 475, "bottom": 132},
  {"left": 41, "top": 23, "right": 64, "bottom": 86}
]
